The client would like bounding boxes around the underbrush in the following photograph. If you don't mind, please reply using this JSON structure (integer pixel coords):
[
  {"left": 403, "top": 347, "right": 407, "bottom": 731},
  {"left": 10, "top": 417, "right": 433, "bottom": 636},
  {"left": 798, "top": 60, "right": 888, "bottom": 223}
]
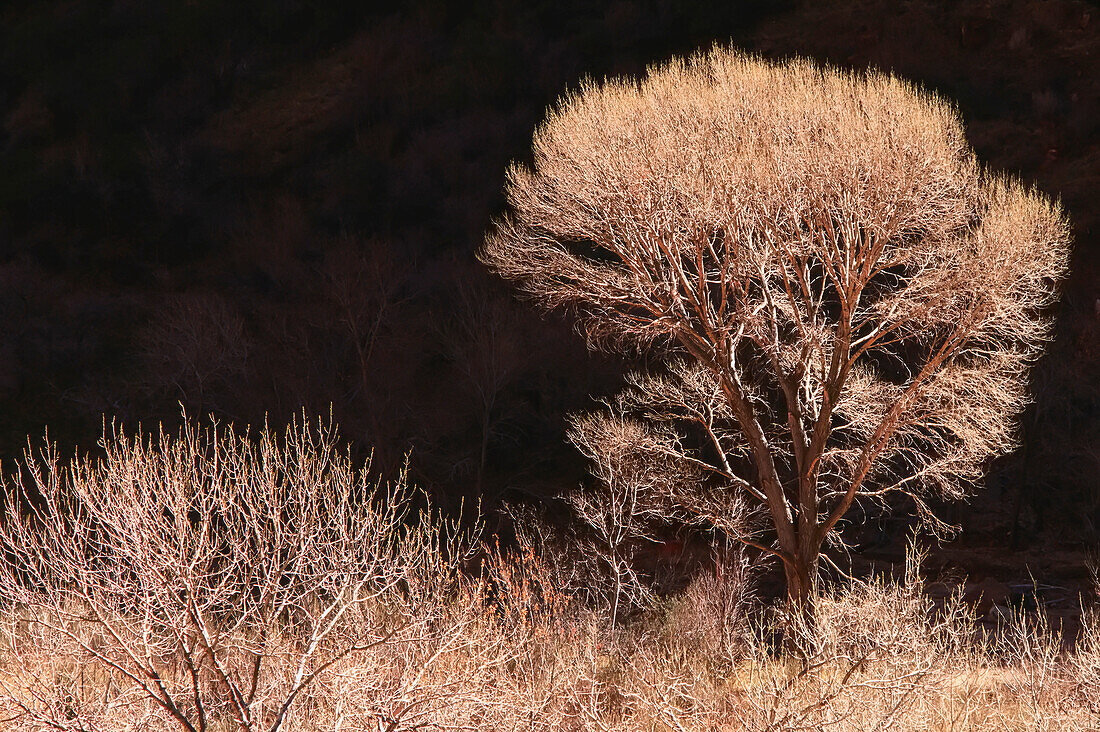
[{"left": 0, "top": 420, "right": 1097, "bottom": 730}]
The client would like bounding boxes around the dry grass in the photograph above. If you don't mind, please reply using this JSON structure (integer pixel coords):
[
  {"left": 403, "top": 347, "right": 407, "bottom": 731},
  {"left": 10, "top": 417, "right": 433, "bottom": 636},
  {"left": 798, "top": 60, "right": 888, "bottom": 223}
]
[{"left": 1, "top": 420, "right": 1098, "bottom": 731}]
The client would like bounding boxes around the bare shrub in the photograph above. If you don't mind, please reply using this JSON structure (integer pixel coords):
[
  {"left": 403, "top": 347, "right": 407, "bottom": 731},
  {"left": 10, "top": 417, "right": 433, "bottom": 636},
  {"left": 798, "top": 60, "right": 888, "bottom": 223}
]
[
  {"left": 810, "top": 544, "right": 974, "bottom": 665},
  {"left": 1069, "top": 605, "right": 1100, "bottom": 719},
  {"left": 662, "top": 550, "right": 754, "bottom": 672},
  {"left": 565, "top": 415, "right": 667, "bottom": 626},
  {"left": 986, "top": 571, "right": 1100, "bottom": 731},
  {"left": 722, "top": 546, "right": 1100, "bottom": 732},
  {"left": 735, "top": 545, "right": 946, "bottom": 730},
  {"left": 0, "top": 416, "right": 474, "bottom": 732},
  {"left": 565, "top": 408, "right": 756, "bottom": 628}
]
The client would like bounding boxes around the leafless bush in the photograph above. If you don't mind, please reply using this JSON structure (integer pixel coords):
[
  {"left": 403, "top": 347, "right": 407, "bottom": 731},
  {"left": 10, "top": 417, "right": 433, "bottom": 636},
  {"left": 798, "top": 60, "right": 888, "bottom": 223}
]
[
  {"left": 1069, "top": 605, "right": 1100, "bottom": 718},
  {"left": 565, "top": 409, "right": 757, "bottom": 628},
  {"left": 0, "top": 416, "right": 474, "bottom": 732},
  {"left": 986, "top": 572, "right": 1100, "bottom": 731},
  {"left": 565, "top": 415, "right": 668, "bottom": 626},
  {"left": 664, "top": 550, "right": 754, "bottom": 671}
]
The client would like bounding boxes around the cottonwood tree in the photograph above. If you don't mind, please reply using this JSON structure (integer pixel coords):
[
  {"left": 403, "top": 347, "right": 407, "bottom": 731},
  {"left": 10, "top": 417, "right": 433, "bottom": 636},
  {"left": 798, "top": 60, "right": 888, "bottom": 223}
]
[{"left": 481, "top": 49, "right": 1071, "bottom": 612}]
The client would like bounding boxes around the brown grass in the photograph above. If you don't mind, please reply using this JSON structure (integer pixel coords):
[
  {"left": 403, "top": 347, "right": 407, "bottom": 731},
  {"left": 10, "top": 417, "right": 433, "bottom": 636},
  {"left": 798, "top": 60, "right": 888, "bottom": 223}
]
[{"left": 1, "top": 420, "right": 1098, "bottom": 731}]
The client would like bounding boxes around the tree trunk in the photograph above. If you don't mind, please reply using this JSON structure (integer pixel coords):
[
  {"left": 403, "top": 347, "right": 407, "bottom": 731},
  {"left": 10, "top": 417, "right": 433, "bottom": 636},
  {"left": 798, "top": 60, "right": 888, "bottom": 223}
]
[
  {"left": 783, "top": 549, "right": 819, "bottom": 649},
  {"left": 784, "top": 558, "right": 815, "bottom": 617}
]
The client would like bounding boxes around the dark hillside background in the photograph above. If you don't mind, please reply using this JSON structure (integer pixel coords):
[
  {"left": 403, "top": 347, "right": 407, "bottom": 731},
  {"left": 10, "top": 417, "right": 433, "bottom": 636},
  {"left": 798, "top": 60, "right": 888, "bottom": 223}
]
[{"left": 1, "top": 0, "right": 1097, "bottom": 566}]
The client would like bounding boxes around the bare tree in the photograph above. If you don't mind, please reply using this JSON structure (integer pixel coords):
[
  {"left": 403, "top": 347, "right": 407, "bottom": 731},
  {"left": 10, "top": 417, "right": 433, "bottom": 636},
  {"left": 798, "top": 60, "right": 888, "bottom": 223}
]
[
  {"left": 481, "top": 48, "right": 1071, "bottom": 613},
  {"left": 137, "top": 293, "right": 251, "bottom": 416},
  {"left": 320, "top": 239, "right": 412, "bottom": 469},
  {"left": 566, "top": 416, "right": 667, "bottom": 627},
  {"left": 433, "top": 277, "right": 524, "bottom": 499}
]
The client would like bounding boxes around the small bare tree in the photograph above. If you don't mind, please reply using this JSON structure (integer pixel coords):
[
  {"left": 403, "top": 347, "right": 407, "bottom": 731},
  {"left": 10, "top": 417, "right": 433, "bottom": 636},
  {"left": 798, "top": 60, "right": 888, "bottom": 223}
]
[
  {"left": 566, "top": 415, "right": 671, "bottom": 626},
  {"left": 138, "top": 293, "right": 251, "bottom": 416},
  {"left": 481, "top": 48, "right": 1071, "bottom": 613},
  {"left": 566, "top": 409, "right": 753, "bottom": 626},
  {"left": 433, "top": 278, "right": 524, "bottom": 499}
]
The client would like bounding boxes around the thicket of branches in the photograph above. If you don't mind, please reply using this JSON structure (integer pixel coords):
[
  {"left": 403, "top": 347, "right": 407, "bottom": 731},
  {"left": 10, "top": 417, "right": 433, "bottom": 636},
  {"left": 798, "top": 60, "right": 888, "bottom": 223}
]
[
  {"left": 0, "top": 417, "right": 481, "bottom": 732},
  {"left": 0, "top": 416, "right": 1098, "bottom": 731},
  {"left": 482, "top": 48, "right": 1072, "bottom": 610}
]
